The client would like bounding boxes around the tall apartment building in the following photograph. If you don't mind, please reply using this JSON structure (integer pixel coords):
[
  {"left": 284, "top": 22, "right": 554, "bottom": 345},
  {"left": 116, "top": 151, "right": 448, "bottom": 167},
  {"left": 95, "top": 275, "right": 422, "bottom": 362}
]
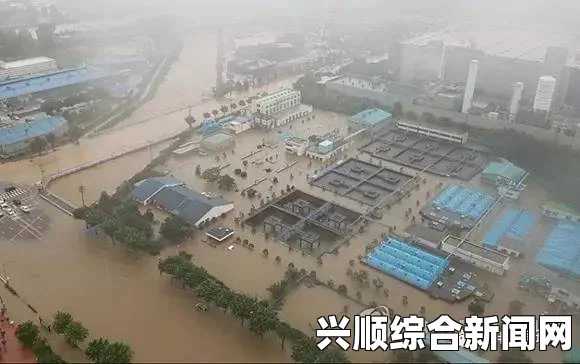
[
  {"left": 461, "top": 60, "right": 479, "bottom": 114},
  {"left": 509, "top": 82, "right": 524, "bottom": 121},
  {"left": 533, "top": 75, "right": 557, "bottom": 112},
  {"left": 253, "top": 88, "right": 301, "bottom": 116},
  {"left": 0, "top": 57, "right": 57, "bottom": 81}
]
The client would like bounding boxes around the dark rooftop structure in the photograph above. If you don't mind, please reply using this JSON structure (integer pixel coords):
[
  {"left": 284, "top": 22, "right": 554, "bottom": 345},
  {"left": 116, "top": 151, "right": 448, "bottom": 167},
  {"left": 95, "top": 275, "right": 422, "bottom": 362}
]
[
  {"left": 244, "top": 190, "right": 360, "bottom": 258},
  {"left": 361, "top": 128, "right": 490, "bottom": 181},
  {"left": 130, "top": 177, "right": 233, "bottom": 227},
  {"left": 206, "top": 227, "right": 234, "bottom": 242},
  {"left": 310, "top": 158, "right": 418, "bottom": 207}
]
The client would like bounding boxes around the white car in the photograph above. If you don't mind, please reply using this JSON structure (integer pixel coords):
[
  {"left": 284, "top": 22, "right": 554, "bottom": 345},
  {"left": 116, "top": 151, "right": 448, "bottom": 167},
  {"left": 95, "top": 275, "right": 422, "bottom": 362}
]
[
  {"left": 20, "top": 205, "right": 31, "bottom": 213},
  {"left": 4, "top": 207, "right": 14, "bottom": 215},
  {"left": 1, "top": 203, "right": 9, "bottom": 209}
]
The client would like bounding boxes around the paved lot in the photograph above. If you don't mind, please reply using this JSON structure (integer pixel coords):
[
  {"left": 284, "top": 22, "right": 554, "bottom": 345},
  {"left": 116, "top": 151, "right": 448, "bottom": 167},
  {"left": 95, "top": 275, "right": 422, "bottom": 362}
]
[{"left": 0, "top": 184, "right": 49, "bottom": 242}]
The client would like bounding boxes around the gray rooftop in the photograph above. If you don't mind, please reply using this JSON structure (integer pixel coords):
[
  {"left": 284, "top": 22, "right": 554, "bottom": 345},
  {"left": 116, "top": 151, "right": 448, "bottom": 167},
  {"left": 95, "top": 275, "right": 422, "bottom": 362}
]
[{"left": 443, "top": 235, "right": 509, "bottom": 265}]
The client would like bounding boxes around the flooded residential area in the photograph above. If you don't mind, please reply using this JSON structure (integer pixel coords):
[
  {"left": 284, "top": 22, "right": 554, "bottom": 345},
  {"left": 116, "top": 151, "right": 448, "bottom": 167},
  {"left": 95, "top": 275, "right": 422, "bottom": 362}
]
[{"left": 1, "top": 1, "right": 580, "bottom": 363}]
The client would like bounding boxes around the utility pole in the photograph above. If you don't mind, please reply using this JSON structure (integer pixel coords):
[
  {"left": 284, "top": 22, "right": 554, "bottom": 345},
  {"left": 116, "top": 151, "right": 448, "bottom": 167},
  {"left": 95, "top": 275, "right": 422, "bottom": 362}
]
[{"left": 78, "top": 185, "right": 86, "bottom": 207}]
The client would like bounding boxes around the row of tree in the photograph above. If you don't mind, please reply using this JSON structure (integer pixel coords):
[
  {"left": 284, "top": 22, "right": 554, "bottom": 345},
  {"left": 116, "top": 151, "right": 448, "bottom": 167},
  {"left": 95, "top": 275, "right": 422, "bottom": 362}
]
[
  {"left": 158, "top": 252, "right": 349, "bottom": 363},
  {"left": 15, "top": 321, "right": 65, "bottom": 363},
  {"left": 16, "top": 311, "right": 133, "bottom": 363}
]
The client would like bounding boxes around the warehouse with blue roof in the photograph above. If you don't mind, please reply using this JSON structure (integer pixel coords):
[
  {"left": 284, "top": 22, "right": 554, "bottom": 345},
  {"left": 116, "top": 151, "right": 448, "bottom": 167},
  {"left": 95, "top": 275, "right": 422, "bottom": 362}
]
[
  {"left": 348, "top": 108, "right": 392, "bottom": 133},
  {"left": 0, "top": 116, "right": 69, "bottom": 158},
  {"left": 130, "top": 177, "right": 234, "bottom": 227},
  {"left": 535, "top": 221, "right": 580, "bottom": 279},
  {"left": 0, "top": 66, "right": 127, "bottom": 101},
  {"left": 482, "top": 208, "right": 536, "bottom": 257}
]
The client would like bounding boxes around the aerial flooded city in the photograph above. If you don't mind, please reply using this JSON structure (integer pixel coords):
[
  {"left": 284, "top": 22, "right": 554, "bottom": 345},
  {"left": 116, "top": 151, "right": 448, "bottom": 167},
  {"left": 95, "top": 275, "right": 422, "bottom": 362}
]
[{"left": 0, "top": 0, "right": 580, "bottom": 363}]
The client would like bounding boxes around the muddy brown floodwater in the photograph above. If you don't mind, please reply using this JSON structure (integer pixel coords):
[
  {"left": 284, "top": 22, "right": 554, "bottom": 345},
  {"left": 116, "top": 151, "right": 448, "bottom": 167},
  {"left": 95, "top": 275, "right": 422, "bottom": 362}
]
[{"left": 0, "top": 29, "right": 293, "bottom": 362}]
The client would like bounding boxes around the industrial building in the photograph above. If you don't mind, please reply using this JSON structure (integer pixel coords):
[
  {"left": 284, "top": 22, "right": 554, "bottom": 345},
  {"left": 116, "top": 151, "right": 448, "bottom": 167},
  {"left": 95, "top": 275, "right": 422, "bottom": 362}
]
[
  {"left": 130, "top": 177, "right": 234, "bottom": 227},
  {"left": 395, "top": 120, "right": 468, "bottom": 144},
  {"left": 541, "top": 201, "right": 580, "bottom": 223},
  {"left": 533, "top": 75, "right": 557, "bottom": 113},
  {"left": 0, "top": 66, "right": 126, "bottom": 101},
  {"left": 441, "top": 235, "right": 510, "bottom": 276},
  {"left": 481, "top": 161, "right": 527, "bottom": 188},
  {"left": 244, "top": 190, "right": 359, "bottom": 257},
  {"left": 348, "top": 108, "right": 391, "bottom": 133},
  {"left": 535, "top": 221, "right": 580, "bottom": 279},
  {"left": 0, "top": 57, "right": 57, "bottom": 80},
  {"left": 366, "top": 236, "right": 449, "bottom": 290},
  {"left": 222, "top": 115, "right": 253, "bottom": 134},
  {"left": 0, "top": 116, "right": 69, "bottom": 158},
  {"left": 482, "top": 209, "right": 536, "bottom": 257}
]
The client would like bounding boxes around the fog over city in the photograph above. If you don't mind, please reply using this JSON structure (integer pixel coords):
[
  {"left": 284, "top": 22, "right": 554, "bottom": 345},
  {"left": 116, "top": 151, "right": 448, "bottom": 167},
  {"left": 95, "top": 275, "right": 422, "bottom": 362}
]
[{"left": 0, "top": 0, "right": 580, "bottom": 363}]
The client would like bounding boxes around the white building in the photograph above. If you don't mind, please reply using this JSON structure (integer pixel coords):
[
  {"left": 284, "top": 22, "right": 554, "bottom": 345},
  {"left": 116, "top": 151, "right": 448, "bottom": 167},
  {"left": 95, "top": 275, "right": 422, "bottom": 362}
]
[
  {"left": 461, "top": 59, "right": 479, "bottom": 114},
  {"left": 253, "top": 88, "right": 301, "bottom": 116},
  {"left": 284, "top": 136, "right": 308, "bottom": 156},
  {"left": 509, "top": 82, "right": 524, "bottom": 122},
  {"left": 533, "top": 75, "right": 556, "bottom": 112},
  {"left": 253, "top": 88, "right": 312, "bottom": 128},
  {"left": 441, "top": 235, "right": 510, "bottom": 276},
  {"left": 395, "top": 120, "right": 468, "bottom": 144},
  {"left": 0, "top": 57, "right": 57, "bottom": 80}
]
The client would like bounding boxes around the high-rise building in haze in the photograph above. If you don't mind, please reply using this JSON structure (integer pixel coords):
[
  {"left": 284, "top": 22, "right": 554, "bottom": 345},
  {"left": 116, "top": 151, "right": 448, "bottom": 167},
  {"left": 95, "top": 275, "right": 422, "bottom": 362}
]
[
  {"left": 509, "top": 82, "right": 524, "bottom": 121},
  {"left": 461, "top": 59, "right": 479, "bottom": 114},
  {"left": 533, "top": 75, "right": 556, "bottom": 112}
]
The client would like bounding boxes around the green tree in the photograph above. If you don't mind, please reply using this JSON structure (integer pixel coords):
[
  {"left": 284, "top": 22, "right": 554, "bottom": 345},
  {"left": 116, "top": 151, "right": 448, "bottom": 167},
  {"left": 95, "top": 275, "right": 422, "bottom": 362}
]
[
  {"left": 392, "top": 102, "right": 403, "bottom": 118},
  {"left": 230, "top": 294, "right": 258, "bottom": 327},
  {"left": 184, "top": 114, "right": 196, "bottom": 128},
  {"left": 45, "top": 133, "right": 56, "bottom": 149},
  {"left": 248, "top": 303, "right": 279, "bottom": 338},
  {"left": 220, "top": 105, "right": 229, "bottom": 115},
  {"left": 217, "top": 174, "right": 236, "bottom": 190},
  {"left": 15, "top": 321, "right": 40, "bottom": 349},
  {"left": 160, "top": 216, "right": 193, "bottom": 244},
  {"left": 29, "top": 136, "right": 47, "bottom": 155},
  {"left": 64, "top": 321, "right": 89, "bottom": 347},
  {"left": 201, "top": 166, "right": 221, "bottom": 182},
  {"left": 203, "top": 112, "right": 211, "bottom": 119},
  {"left": 86, "top": 338, "right": 133, "bottom": 363},
  {"left": 211, "top": 109, "right": 219, "bottom": 117},
  {"left": 468, "top": 299, "right": 485, "bottom": 316},
  {"left": 52, "top": 311, "right": 73, "bottom": 334}
]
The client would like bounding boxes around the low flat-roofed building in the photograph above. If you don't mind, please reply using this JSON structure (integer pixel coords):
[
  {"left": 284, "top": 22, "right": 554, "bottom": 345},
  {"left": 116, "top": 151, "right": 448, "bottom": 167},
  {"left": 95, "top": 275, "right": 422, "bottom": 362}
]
[
  {"left": 405, "top": 224, "right": 447, "bottom": 250},
  {"left": 441, "top": 235, "right": 510, "bottom": 276},
  {"left": 0, "top": 56, "right": 57, "bottom": 80},
  {"left": 0, "top": 116, "right": 69, "bottom": 158},
  {"left": 542, "top": 201, "right": 580, "bottom": 223},
  {"left": 284, "top": 136, "right": 308, "bottom": 156},
  {"left": 395, "top": 120, "right": 468, "bottom": 144},
  {"left": 200, "top": 132, "right": 235, "bottom": 151},
  {"left": 348, "top": 108, "right": 392, "bottom": 133},
  {"left": 481, "top": 160, "right": 527, "bottom": 187}
]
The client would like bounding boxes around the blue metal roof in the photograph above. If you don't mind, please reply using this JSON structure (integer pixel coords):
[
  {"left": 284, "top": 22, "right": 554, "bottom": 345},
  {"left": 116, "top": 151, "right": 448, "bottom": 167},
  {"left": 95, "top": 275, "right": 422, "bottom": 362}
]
[
  {"left": 0, "top": 116, "right": 67, "bottom": 145},
  {"left": 0, "top": 66, "right": 126, "bottom": 100},
  {"left": 129, "top": 177, "right": 183, "bottom": 203},
  {"left": 535, "top": 221, "right": 580, "bottom": 278},
  {"left": 350, "top": 108, "right": 392, "bottom": 126}
]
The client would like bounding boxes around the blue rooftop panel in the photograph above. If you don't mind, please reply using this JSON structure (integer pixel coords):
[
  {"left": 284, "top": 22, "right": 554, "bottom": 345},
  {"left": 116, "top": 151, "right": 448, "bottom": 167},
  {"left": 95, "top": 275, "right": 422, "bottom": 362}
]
[
  {"left": 350, "top": 108, "right": 392, "bottom": 126},
  {"left": 535, "top": 221, "right": 580, "bottom": 278},
  {"left": 0, "top": 116, "right": 67, "bottom": 145},
  {"left": 0, "top": 66, "right": 126, "bottom": 100}
]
